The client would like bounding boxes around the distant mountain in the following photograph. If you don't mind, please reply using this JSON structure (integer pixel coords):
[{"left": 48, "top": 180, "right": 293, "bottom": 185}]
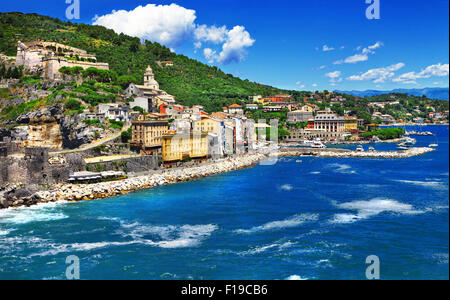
[{"left": 335, "top": 87, "right": 449, "bottom": 100}]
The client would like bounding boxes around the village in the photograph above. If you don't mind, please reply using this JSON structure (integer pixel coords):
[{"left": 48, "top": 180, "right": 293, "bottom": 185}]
[{"left": 0, "top": 41, "right": 444, "bottom": 208}]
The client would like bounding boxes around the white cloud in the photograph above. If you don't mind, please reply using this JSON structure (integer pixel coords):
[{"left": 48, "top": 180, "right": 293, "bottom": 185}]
[
  {"left": 93, "top": 3, "right": 255, "bottom": 65},
  {"left": 93, "top": 4, "right": 197, "bottom": 48},
  {"left": 326, "top": 71, "right": 341, "bottom": 78},
  {"left": 348, "top": 63, "right": 405, "bottom": 83},
  {"left": 194, "top": 25, "right": 227, "bottom": 44},
  {"left": 322, "top": 45, "right": 335, "bottom": 52},
  {"left": 334, "top": 54, "right": 368, "bottom": 65},
  {"left": 363, "top": 41, "right": 383, "bottom": 54},
  {"left": 334, "top": 41, "right": 383, "bottom": 65},
  {"left": 315, "top": 65, "right": 327, "bottom": 70},
  {"left": 326, "top": 71, "right": 342, "bottom": 86},
  {"left": 215, "top": 26, "right": 255, "bottom": 64},
  {"left": 393, "top": 63, "right": 449, "bottom": 83},
  {"left": 296, "top": 81, "right": 305, "bottom": 89},
  {"left": 203, "top": 48, "right": 217, "bottom": 64},
  {"left": 312, "top": 83, "right": 318, "bottom": 87}
]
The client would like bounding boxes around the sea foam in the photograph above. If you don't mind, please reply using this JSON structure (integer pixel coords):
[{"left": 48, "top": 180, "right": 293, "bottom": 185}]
[
  {"left": 327, "top": 163, "right": 357, "bottom": 174},
  {"left": 0, "top": 202, "right": 68, "bottom": 225},
  {"left": 30, "top": 222, "right": 219, "bottom": 256},
  {"left": 330, "top": 198, "right": 424, "bottom": 224},
  {"left": 234, "top": 214, "right": 318, "bottom": 234},
  {"left": 393, "top": 180, "right": 447, "bottom": 190}
]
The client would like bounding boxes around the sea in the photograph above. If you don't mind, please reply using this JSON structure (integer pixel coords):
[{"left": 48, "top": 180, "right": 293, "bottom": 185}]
[{"left": 0, "top": 125, "right": 448, "bottom": 280}]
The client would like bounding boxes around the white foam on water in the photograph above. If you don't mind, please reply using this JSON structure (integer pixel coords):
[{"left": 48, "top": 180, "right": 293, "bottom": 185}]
[
  {"left": 30, "top": 223, "right": 219, "bottom": 256},
  {"left": 432, "top": 253, "right": 449, "bottom": 265},
  {"left": 280, "top": 184, "right": 293, "bottom": 191},
  {"left": 310, "top": 171, "right": 321, "bottom": 175},
  {"left": 239, "top": 241, "right": 294, "bottom": 256},
  {"left": 0, "top": 201, "right": 69, "bottom": 225},
  {"left": 330, "top": 198, "right": 424, "bottom": 224},
  {"left": 234, "top": 214, "right": 319, "bottom": 234},
  {"left": 393, "top": 180, "right": 447, "bottom": 190},
  {"left": 0, "top": 228, "right": 15, "bottom": 236},
  {"left": 285, "top": 275, "right": 308, "bottom": 280},
  {"left": 327, "top": 163, "right": 357, "bottom": 174}
]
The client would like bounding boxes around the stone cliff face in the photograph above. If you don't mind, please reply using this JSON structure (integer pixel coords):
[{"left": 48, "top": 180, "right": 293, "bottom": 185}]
[
  {"left": 11, "top": 104, "right": 99, "bottom": 150},
  {"left": 15, "top": 105, "right": 64, "bottom": 149}
]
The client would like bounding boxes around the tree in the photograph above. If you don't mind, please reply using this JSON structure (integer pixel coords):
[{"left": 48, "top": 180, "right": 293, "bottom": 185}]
[{"left": 65, "top": 98, "right": 81, "bottom": 111}]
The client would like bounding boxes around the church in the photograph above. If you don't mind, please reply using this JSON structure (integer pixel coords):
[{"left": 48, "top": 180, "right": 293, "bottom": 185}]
[{"left": 125, "top": 65, "right": 176, "bottom": 108}]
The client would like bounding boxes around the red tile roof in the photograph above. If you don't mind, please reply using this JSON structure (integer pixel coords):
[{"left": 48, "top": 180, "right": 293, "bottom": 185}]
[{"left": 229, "top": 104, "right": 242, "bottom": 108}]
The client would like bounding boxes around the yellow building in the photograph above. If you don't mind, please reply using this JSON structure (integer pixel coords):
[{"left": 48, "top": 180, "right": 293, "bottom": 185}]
[
  {"left": 344, "top": 116, "right": 359, "bottom": 132},
  {"left": 162, "top": 133, "right": 208, "bottom": 162},
  {"left": 193, "top": 116, "right": 221, "bottom": 134},
  {"left": 131, "top": 113, "right": 169, "bottom": 155}
]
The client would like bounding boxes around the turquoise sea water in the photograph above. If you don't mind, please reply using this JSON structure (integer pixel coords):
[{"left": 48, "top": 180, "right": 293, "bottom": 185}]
[{"left": 0, "top": 125, "right": 448, "bottom": 280}]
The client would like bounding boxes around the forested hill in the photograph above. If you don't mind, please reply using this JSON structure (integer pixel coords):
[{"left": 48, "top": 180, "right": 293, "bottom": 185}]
[{"left": 0, "top": 12, "right": 295, "bottom": 111}]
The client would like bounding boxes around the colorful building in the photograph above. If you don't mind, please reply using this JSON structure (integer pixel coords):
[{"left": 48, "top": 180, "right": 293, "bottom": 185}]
[
  {"left": 344, "top": 116, "right": 359, "bottom": 132},
  {"left": 162, "top": 133, "right": 208, "bottom": 163},
  {"left": 131, "top": 113, "right": 169, "bottom": 155}
]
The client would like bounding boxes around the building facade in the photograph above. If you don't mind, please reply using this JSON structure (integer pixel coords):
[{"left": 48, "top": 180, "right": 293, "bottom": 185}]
[
  {"left": 131, "top": 113, "right": 169, "bottom": 155},
  {"left": 287, "top": 110, "right": 313, "bottom": 123},
  {"left": 314, "top": 110, "right": 345, "bottom": 132},
  {"left": 162, "top": 133, "right": 208, "bottom": 163}
]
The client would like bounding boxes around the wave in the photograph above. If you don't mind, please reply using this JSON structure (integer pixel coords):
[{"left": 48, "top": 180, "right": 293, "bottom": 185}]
[
  {"left": 310, "top": 171, "right": 321, "bottom": 175},
  {"left": 285, "top": 274, "right": 309, "bottom": 280},
  {"left": 327, "top": 163, "right": 357, "bottom": 174},
  {"left": 330, "top": 198, "right": 424, "bottom": 224},
  {"left": 0, "top": 202, "right": 69, "bottom": 225},
  {"left": 30, "top": 222, "right": 218, "bottom": 256},
  {"left": 234, "top": 214, "right": 318, "bottom": 234},
  {"left": 280, "top": 184, "right": 293, "bottom": 191},
  {"left": 393, "top": 180, "right": 447, "bottom": 190},
  {"left": 0, "top": 228, "right": 15, "bottom": 236},
  {"left": 238, "top": 241, "right": 294, "bottom": 256}
]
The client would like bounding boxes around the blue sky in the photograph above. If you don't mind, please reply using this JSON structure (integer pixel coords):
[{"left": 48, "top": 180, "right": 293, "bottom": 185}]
[{"left": 1, "top": 0, "right": 449, "bottom": 91}]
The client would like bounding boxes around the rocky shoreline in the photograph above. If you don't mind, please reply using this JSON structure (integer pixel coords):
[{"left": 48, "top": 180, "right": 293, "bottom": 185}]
[
  {"left": 0, "top": 146, "right": 436, "bottom": 209},
  {"left": 0, "top": 153, "right": 266, "bottom": 209}
]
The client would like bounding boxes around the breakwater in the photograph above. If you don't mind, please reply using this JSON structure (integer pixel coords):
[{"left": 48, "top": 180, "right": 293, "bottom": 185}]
[
  {"left": 275, "top": 147, "right": 435, "bottom": 158},
  {"left": 9, "top": 153, "right": 265, "bottom": 207},
  {"left": 1, "top": 146, "right": 436, "bottom": 209}
]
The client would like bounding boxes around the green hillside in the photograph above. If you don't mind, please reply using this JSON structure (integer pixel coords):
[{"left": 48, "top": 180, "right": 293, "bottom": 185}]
[{"left": 0, "top": 12, "right": 299, "bottom": 112}]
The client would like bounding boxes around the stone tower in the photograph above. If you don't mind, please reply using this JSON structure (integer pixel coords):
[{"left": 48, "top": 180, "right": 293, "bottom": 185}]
[{"left": 143, "top": 65, "right": 159, "bottom": 90}]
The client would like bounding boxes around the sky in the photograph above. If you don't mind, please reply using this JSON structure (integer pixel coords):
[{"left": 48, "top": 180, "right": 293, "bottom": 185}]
[{"left": 1, "top": 0, "right": 449, "bottom": 91}]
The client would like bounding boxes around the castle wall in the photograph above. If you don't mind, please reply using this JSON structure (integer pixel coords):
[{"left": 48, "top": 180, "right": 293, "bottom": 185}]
[
  {"left": 44, "top": 57, "right": 109, "bottom": 80},
  {"left": 86, "top": 156, "right": 159, "bottom": 173}
]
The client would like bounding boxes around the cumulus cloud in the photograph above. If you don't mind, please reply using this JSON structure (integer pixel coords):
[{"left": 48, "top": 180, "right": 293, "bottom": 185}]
[
  {"left": 347, "top": 63, "right": 405, "bottom": 83},
  {"left": 334, "top": 41, "right": 383, "bottom": 65},
  {"left": 203, "top": 48, "right": 217, "bottom": 64},
  {"left": 194, "top": 25, "right": 227, "bottom": 44},
  {"left": 93, "top": 4, "right": 197, "bottom": 48},
  {"left": 393, "top": 63, "right": 449, "bottom": 83},
  {"left": 215, "top": 26, "right": 255, "bottom": 64},
  {"left": 93, "top": 3, "right": 255, "bottom": 64}
]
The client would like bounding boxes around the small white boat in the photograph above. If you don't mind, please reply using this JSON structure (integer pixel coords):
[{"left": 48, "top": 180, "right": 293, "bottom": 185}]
[
  {"left": 356, "top": 145, "right": 365, "bottom": 152},
  {"left": 368, "top": 146, "right": 375, "bottom": 152},
  {"left": 311, "top": 142, "right": 326, "bottom": 149},
  {"left": 429, "top": 144, "right": 439, "bottom": 147}
]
